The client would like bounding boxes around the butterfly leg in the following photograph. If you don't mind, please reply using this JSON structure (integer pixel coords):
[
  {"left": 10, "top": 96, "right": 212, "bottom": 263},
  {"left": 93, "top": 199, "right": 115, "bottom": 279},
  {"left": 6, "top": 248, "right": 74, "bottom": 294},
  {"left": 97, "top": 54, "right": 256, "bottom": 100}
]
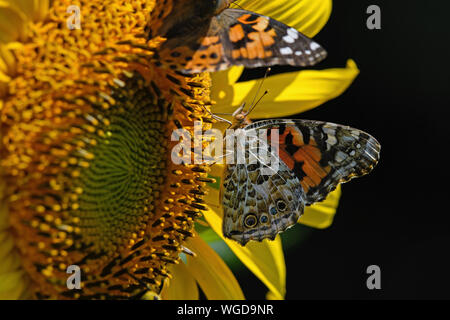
[{"left": 197, "top": 104, "right": 233, "bottom": 126}]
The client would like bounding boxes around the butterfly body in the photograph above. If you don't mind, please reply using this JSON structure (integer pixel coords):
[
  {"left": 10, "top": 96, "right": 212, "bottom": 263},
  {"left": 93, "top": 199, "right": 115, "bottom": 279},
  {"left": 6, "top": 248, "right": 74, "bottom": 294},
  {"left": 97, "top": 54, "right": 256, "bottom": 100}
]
[
  {"left": 148, "top": 0, "right": 233, "bottom": 40},
  {"left": 148, "top": 0, "right": 327, "bottom": 73},
  {"left": 221, "top": 117, "right": 381, "bottom": 246}
]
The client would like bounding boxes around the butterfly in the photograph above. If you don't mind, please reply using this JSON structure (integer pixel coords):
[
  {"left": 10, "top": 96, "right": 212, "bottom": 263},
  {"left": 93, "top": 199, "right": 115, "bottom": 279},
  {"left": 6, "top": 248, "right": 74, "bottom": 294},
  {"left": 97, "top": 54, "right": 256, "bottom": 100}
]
[
  {"left": 147, "top": 0, "right": 327, "bottom": 73},
  {"left": 219, "top": 105, "right": 381, "bottom": 246}
]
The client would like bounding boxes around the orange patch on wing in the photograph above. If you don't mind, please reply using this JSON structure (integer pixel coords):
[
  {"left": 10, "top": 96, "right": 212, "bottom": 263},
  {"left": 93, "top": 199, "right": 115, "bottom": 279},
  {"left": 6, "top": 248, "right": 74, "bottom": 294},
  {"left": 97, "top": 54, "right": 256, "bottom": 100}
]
[
  {"left": 232, "top": 49, "right": 240, "bottom": 59},
  {"left": 294, "top": 147, "right": 330, "bottom": 184},
  {"left": 278, "top": 149, "right": 295, "bottom": 170},
  {"left": 200, "top": 36, "right": 220, "bottom": 46},
  {"left": 260, "top": 29, "right": 277, "bottom": 47},
  {"left": 288, "top": 127, "right": 304, "bottom": 146},
  {"left": 236, "top": 15, "right": 270, "bottom": 31},
  {"left": 240, "top": 47, "right": 248, "bottom": 58},
  {"left": 247, "top": 32, "right": 270, "bottom": 59},
  {"left": 303, "top": 176, "right": 316, "bottom": 188},
  {"left": 229, "top": 24, "right": 245, "bottom": 42},
  {"left": 252, "top": 17, "right": 270, "bottom": 32},
  {"left": 300, "top": 180, "right": 310, "bottom": 193},
  {"left": 278, "top": 128, "right": 331, "bottom": 188},
  {"left": 232, "top": 48, "right": 248, "bottom": 59},
  {"left": 186, "top": 44, "right": 223, "bottom": 71},
  {"left": 237, "top": 14, "right": 253, "bottom": 24},
  {"left": 293, "top": 145, "right": 321, "bottom": 163}
]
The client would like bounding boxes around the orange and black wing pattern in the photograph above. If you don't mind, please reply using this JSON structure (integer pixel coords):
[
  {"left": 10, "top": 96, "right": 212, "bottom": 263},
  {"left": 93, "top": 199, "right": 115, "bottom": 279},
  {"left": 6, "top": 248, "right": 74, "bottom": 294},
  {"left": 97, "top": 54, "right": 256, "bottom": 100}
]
[
  {"left": 152, "top": 7, "right": 327, "bottom": 73},
  {"left": 252, "top": 119, "right": 381, "bottom": 205},
  {"left": 216, "top": 9, "right": 327, "bottom": 70}
]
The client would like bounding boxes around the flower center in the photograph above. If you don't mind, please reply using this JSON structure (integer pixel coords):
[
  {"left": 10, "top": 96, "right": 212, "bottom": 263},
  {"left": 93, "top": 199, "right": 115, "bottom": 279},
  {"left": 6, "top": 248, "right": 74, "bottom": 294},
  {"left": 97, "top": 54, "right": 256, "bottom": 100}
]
[{"left": 73, "top": 77, "right": 167, "bottom": 253}]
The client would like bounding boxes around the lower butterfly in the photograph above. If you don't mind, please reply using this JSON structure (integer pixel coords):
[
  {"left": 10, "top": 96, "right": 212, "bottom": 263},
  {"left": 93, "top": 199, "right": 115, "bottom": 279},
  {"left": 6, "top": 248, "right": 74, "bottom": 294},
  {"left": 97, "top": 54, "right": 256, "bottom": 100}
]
[{"left": 219, "top": 107, "right": 381, "bottom": 246}]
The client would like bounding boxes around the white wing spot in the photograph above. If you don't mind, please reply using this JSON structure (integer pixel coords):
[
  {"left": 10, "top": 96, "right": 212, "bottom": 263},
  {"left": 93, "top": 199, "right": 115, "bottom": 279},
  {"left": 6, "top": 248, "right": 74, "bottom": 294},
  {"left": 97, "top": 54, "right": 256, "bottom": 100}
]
[
  {"left": 282, "top": 35, "right": 295, "bottom": 44},
  {"left": 310, "top": 42, "right": 321, "bottom": 50},
  {"left": 280, "top": 47, "right": 293, "bottom": 55},
  {"left": 305, "top": 50, "right": 311, "bottom": 55},
  {"left": 295, "top": 51, "right": 303, "bottom": 56},
  {"left": 287, "top": 28, "right": 299, "bottom": 39},
  {"left": 335, "top": 151, "right": 347, "bottom": 163},
  {"left": 326, "top": 135, "right": 338, "bottom": 146}
]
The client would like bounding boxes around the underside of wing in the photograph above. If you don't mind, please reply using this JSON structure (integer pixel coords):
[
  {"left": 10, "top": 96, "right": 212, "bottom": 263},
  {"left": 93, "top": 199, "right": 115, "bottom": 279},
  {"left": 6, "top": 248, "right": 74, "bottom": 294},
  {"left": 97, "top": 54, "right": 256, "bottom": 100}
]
[
  {"left": 156, "top": 8, "right": 327, "bottom": 73},
  {"left": 216, "top": 9, "right": 327, "bottom": 70},
  {"left": 155, "top": 15, "right": 228, "bottom": 73},
  {"left": 221, "top": 136, "right": 304, "bottom": 246}
]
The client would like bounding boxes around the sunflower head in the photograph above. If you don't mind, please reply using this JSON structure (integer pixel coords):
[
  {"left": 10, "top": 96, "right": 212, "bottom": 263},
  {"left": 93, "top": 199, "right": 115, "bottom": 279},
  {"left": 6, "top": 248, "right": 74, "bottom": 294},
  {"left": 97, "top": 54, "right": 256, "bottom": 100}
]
[{"left": 0, "top": 0, "right": 215, "bottom": 299}]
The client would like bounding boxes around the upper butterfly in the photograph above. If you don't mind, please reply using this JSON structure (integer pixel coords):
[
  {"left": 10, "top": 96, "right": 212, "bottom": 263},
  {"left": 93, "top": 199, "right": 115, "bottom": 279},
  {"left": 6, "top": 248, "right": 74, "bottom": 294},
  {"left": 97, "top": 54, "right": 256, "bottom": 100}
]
[{"left": 146, "top": 0, "right": 327, "bottom": 73}]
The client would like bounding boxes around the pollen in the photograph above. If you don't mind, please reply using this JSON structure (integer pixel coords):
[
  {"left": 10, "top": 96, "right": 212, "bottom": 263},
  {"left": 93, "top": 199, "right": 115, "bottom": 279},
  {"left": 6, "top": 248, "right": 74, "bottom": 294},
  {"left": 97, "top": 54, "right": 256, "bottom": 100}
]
[{"left": 1, "top": 0, "right": 214, "bottom": 299}]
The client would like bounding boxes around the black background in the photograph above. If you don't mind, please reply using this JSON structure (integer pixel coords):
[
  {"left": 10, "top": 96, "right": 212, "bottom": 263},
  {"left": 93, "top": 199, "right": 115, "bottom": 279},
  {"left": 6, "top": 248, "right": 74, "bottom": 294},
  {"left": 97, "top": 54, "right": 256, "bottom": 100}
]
[{"left": 236, "top": 0, "right": 450, "bottom": 299}]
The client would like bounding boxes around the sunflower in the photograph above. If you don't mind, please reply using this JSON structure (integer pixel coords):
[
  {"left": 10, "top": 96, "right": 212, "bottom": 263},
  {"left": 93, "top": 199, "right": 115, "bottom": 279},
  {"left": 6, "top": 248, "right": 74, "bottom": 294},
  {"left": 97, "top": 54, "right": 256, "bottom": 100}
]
[{"left": 0, "top": 0, "right": 358, "bottom": 300}]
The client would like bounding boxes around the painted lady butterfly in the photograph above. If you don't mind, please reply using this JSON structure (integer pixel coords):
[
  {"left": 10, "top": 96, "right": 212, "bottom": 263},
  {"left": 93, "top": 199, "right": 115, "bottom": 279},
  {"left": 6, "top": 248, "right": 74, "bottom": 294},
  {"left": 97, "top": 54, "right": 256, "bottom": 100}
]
[
  {"left": 147, "top": 0, "right": 327, "bottom": 73},
  {"left": 220, "top": 106, "right": 381, "bottom": 246}
]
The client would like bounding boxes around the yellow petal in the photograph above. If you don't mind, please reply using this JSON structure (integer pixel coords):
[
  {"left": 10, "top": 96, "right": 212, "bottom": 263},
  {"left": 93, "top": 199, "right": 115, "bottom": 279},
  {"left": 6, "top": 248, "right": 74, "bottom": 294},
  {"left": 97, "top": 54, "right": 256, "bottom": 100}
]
[
  {"left": 0, "top": 180, "right": 7, "bottom": 230},
  {"left": 212, "top": 59, "right": 359, "bottom": 118},
  {"left": 299, "top": 185, "right": 341, "bottom": 229},
  {"left": 237, "top": 0, "right": 332, "bottom": 37},
  {"left": 160, "top": 262, "right": 199, "bottom": 300},
  {"left": 37, "top": 0, "right": 50, "bottom": 21},
  {"left": 0, "top": 43, "right": 18, "bottom": 77},
  {"left": 202, "top": 200, "right": 286, "bottom": 299},
  {"left": 0, "top": 169, "right": 28, "bottom": 299},
  {"left": 204, "top": 163, "right": 225, "bottom": 208},
  {"left": 0, "top": 70, "right": 10, "bottom": 82},
  {"left": 0, "top": 270, "right": 27, "bottom": 300},
  {"left": 211, "top": 66, "right": 244, "bottom": 101},
  {"left": 0, "top": 233, "right": 22, "bottom": 274},
  {"left": 9, "top": 0, "right": 49, "bottom": 21},
  {"left": 141, "top": 291, "right": 161, "bottom": 300},
  {"left": 0, "top": 2, "right": 27, "bottom": 43},
  {"left": 184, "top": 235, "right": 245, "bottom": 300}
]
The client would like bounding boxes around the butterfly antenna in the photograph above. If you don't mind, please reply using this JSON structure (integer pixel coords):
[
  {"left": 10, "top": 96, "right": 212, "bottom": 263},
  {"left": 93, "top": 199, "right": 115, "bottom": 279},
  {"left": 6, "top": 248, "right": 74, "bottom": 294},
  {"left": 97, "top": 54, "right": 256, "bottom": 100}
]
[
  {"left": 246, "top": 90, "right": 268, "bottom": 116},
  {"left": 247, "top": 67, "right": 271, "bottom": 114}
]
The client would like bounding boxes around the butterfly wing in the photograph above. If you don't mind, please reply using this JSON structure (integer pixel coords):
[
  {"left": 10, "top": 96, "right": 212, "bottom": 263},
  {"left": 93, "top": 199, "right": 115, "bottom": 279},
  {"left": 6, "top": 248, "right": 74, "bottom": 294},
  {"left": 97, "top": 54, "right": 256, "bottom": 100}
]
[
  {"left": 216, "top": 9, "right": 327, "bottom": 69},
  {"left": 156, "top": 8, "right": 326, "bottom": 73},
  {"left": 222, "top": 120, "right": 380, "bottom": 245},
  {"left": 249, "top": 119, "right": 381, "bottom": 205},
  {"left": 221, "top": 132, "right": 305, "bottom": 246}
]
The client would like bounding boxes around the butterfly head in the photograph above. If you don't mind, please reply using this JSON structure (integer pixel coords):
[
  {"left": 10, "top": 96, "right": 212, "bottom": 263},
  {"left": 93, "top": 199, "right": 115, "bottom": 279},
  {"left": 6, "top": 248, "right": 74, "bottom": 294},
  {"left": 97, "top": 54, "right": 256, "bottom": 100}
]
[
  {"left": 229, "top": 86, "right": 269, "bottom": 129},
  {"left": 229, "top": 103, "right": 251, "bottom": 129}
]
